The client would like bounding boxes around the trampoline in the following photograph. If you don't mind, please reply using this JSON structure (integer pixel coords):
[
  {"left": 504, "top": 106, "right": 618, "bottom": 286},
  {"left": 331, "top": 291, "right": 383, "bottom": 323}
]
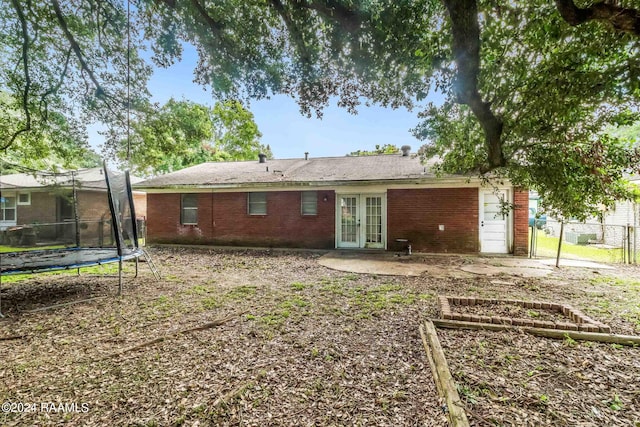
[
  {"left": 0, "top": 163, "right": 154, "bottom": 317},
  {"left": 0, "top": 247, "right": 143, "bottom": 275}
]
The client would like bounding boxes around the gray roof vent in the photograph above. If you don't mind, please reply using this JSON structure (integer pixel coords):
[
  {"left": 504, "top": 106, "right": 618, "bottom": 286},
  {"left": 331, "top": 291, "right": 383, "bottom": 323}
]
[
  {"left": 401, "top": 145, "right": 411, "bottom": 156},
  {"left": 258, "top": 153, "right": 267, "bottom": 163}
]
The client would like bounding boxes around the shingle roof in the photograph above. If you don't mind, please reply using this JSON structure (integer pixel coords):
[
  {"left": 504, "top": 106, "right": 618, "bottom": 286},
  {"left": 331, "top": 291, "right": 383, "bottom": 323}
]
[
  {"left": 0, "top": 167, "right": 144, "bottom": 191},
  {"left": 136, "top": 154, "right": 454, "bottom": 189}
]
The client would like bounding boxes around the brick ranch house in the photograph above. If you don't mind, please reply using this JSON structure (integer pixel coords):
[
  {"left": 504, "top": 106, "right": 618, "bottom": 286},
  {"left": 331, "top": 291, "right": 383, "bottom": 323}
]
[
  {"left": 137, "top": 151, "right": 528, "bottom": 255},
  {"left": 0, "top": 167, "right": 147, "bottom": 245}
]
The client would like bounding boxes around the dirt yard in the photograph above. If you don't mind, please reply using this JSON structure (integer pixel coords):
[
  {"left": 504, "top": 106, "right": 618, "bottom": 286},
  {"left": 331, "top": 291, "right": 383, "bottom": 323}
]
[{"left": 0, "top": 247, "right": 639, "bottom": 426}]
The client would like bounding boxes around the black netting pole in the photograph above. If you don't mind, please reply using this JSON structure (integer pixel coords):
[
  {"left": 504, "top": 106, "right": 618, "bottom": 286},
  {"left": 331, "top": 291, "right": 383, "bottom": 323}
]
[
  {"left": 72, "top": 171, "right": 80, "bottom": 247},
  {"left": 125, "top": 171, "right": 139, "bottom": 248},
  {"left": 103, "top": 162, "right": 123, "bottom": 258}
]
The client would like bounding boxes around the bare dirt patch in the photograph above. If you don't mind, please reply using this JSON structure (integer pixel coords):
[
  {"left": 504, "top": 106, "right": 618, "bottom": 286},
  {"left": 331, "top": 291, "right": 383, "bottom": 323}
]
[
  {"left": 456, "top": 300, "right": 565, "bottom": 323},
  {"left": 0, "top": 247, "right": 639, "bottom": 426}
]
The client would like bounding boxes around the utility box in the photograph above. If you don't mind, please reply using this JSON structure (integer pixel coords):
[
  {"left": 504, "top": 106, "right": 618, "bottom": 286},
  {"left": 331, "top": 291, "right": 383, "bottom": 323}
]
[{"left": 565, "top": 231, "right": 596, "bottom": 245}]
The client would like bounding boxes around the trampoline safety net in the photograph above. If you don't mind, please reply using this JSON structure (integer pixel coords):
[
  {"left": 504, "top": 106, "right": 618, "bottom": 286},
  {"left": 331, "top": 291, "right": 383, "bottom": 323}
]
[{"left": 0, "top": 163, "right": 143, "bottom": 276}]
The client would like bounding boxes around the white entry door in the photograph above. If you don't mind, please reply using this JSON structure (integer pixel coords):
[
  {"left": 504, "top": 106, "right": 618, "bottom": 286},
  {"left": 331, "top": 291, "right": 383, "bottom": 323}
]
[
  {"left": 480, "top": 190, "right": 510, "bottom": 253},
  {"left": 337, "top": 194, "right": 386, "bottom": 249}
]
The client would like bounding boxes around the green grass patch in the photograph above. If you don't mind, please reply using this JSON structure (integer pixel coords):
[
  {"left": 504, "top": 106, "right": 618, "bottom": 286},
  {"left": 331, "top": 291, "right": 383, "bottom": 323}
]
[
  {"left": 531, "top": 232, "right": 622, "bottom": 263},
  {"left": 290, "top": 281, "right": 308, "bottom": 291},
  {"left": 247, "top": 295, "right": 311, "bottom": 329},
  {"left": 201, "top": 296, "right": 220, "bottom": 310},
  {"left": 0, "top": 244, "right": 66, "bottom": 253},
  {"left": 352, "top": 283, "right": 418, "bottom": 317},
  {"left": 187, "top": 284, "right": 215, "bottom": 295},
  {"left": 225, "top": 285, "right": 257, "bottom": 300},
  {"left": 590, "top": 277, "right": 640, "bottom": 290},
  {"left": 588, "top": 277, "right": 640, "bottom": 329},
  {"left": 0, "top": 261, "right": 124, "bottom": 283}
]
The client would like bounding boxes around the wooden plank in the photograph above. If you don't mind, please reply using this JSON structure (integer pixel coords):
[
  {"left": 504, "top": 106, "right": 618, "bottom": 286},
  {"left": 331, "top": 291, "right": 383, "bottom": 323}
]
[
  {"left": 419, "top": 323, "right": 443, "bottom": 397},
  {"left": 421, "top": 320, "right": 470, "bottom": 427},
  {"left": 432, "top": 319, "right": 640, "bottom": 346}
]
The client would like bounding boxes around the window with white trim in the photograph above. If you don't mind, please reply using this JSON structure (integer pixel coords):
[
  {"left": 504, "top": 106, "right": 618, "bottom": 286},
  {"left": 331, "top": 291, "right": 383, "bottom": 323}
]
[
  {"left": 248, "top": 192, "right": 267, "bottom": 215},
  {"left": 181, "top": 194, "right": 198, "bottom": 225},
  {"left": 0, "top": 195, "right": 16, "bottom": 221},
  {"left": 17, "top": 192, "right": 31, "bottom": 205},
  {"left": 301, "top": 191, "right": 317, "bottom": 215}
]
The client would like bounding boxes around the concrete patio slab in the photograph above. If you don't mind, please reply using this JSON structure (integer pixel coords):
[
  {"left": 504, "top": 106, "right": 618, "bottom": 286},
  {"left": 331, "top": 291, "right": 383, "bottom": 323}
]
[
  {"left": 537, "top": 258, "right": 614, "bottom": 269},
  {"left": 318, "top": 252, "right": 612, "bottom": 277},
  {"left": 459, "top": 263, "right": 553, "bottom": 278}
]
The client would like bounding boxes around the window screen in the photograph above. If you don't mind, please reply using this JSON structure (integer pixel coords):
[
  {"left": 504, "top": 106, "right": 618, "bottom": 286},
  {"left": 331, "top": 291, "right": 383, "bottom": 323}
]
[
  {"left": 301, "top": 191, "right": 317, "bottom": 215},
  {"left": 248, "top": 192, "right": 267, "bottom": 215},
  {"left": 181, "top": 194, "right": 198, "bottom": 224}
]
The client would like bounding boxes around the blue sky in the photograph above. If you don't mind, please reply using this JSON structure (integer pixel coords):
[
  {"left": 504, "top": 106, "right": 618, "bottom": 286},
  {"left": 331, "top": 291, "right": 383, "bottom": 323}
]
[{"left": 103, "top": 44, "right": 438, "bottom": 160}]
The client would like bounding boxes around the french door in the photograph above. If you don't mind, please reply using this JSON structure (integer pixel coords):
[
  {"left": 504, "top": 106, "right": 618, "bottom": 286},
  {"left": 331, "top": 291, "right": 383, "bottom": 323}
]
[{"left": 337, "top": 194, "right": 385, "bottom": 249}]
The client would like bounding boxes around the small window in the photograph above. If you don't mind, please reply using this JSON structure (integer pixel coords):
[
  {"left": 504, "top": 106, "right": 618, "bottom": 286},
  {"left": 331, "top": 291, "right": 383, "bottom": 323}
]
[
  {"left": 0, "top": 195, "right": 16, "bottom": 221},
  {"left": 181, "top": 194, "right": 198, "bottom": 225},
  {"left": 301, "top": 191, "right": 317, "bottom": 215},
  {"left": 17, "top": 192, "right": 31, "bottom": 205},
  {"left": 248, "top": 192, "right": 267, "bottom": 215}
]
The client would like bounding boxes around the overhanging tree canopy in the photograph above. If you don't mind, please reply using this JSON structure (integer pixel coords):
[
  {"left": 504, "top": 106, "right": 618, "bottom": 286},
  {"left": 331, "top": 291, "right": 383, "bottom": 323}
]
[
  {"left": 2, "top": 0, "right": 639, "bottom": 218},
  {"left": 107, "top": 98, "right": 269, "bottom": 176}
]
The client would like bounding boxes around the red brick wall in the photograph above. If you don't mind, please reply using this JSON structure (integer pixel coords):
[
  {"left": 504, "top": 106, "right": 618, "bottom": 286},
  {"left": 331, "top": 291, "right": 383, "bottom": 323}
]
[
  {"left": 513, "top": 188, "right": 529, "bottom": 256},
  {"left": 147, "top": 187, "right": 529, "bottom": 254},
  {"left": 77, "top": 191, "right": 111, "bottom": 221},
  {"left": 147, "top": 191, "right": 335, "bottom": 248},
  {"left": 387, "top": 188, "right": 479, "bottom": 253},
  {"left": 133, "top": 192, "right": 147, "bottom": 219},
  {"left": 17, "top": 192, "right": 57, "bottom": 225},
  {"left": 15, "top": 190, "right": 144, "bottom": 224}
]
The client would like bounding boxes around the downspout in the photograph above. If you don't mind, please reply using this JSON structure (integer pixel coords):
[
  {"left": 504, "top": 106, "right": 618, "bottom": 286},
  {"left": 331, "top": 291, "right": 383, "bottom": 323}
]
[
  {"left": 72, "top": 171, "right": 80, "bottom": 247},
  {"left": 215, "top": 188, "right": 216, "bottom": 243},
  {"left": 633, "top": 203, "right": 640, "bottom": 264}
]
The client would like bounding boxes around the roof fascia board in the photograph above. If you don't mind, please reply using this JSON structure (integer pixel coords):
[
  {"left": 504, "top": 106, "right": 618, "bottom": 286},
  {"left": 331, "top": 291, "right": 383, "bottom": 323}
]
[{"left": 139, "top": 177, "right": 507, "bottom": 194}]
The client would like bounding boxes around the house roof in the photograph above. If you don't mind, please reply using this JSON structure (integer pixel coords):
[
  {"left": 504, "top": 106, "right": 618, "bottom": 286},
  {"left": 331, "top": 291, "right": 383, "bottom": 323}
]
[
  {"left": 0, "top": 167, "right": 144, "bottom": 191},
  {"left": 136, "top": 154, "right": 458, "bottom": 190}
]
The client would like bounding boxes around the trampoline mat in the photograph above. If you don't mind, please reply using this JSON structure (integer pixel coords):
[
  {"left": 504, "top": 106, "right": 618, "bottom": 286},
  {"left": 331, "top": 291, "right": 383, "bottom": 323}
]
[{"left": 0, "top": 247, "right": 143, "bottom": 275}]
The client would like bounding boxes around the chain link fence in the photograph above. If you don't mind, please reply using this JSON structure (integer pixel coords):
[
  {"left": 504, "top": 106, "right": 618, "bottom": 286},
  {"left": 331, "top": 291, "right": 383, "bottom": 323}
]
[
  {"left": 530, "top": 219, "right": 637, "bottom": 264},
  {"left": 0, "top": 218, "right": 146, "bottom": 249}
]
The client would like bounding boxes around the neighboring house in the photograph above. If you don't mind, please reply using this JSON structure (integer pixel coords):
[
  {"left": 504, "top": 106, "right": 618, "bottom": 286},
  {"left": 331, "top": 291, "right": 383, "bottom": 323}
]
[
  {"left": 544, "top": 177, "right": 639, "bottom": 255},
  {"left": 137, "top": 151, "right": 529, "bottom": 255},
  {"left": 604, "top": 176, "right": 640, "bottom": 228},
  {"left": 0, "top": 167, "right": 147, "bottom": 245}
]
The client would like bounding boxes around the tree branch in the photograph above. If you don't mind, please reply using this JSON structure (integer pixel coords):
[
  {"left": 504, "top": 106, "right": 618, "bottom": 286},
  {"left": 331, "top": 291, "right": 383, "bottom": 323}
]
[
  {"left": 442, "top": 0, "right": 505, "bottom": 171},
  {"left": 51, "top": 0, "right": 131, "bottom": 130},
  {"left": 555, "top": 0, "right": 640, "bottom": 36},
  {"left": 4, "top": 0, "right": 33, "bottom": 150},
  {"left": 269, "top": 0, "right": 312, "bottom": 64},
  {"left": 294, "top": 0, "right": 363, "bottom": 32},
  {"left": 187, "top": 0, "right": 226, "bottom": 34},
  {"left": 51, "top": 0, "right": 105, "bottom": 96},
  {"left": 39, "top": 48, "right": 72, "bottom": 122}
]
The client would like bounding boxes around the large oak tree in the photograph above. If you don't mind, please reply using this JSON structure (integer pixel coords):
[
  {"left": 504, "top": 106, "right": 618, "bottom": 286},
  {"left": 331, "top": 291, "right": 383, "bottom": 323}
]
[{"left": 2, "top": 0, "right": 639, "bottom": 218}]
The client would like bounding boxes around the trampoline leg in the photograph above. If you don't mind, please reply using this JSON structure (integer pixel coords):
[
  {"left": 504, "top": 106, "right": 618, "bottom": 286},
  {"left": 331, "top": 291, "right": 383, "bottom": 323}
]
[{"left": 118, "top": 258, "right": 123, "bottom": 296}]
